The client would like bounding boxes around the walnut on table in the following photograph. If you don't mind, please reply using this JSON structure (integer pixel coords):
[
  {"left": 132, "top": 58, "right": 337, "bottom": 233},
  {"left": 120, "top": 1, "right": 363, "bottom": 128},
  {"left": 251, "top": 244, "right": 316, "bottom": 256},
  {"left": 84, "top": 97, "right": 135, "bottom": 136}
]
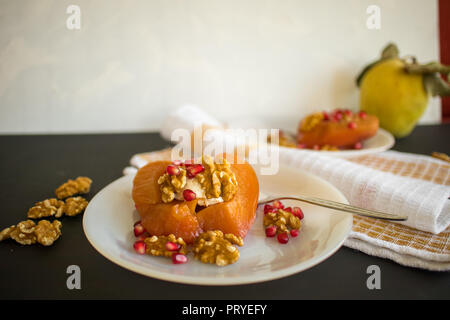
[
  {"left": 55, "top": 176, "right": 92, "bottom": 199},
  {"left": 27, "top": 198, "right": 65, "bottom": 219},
  {"left": 27, "top": 196, "right": 88, "bottom": 219},
  {"left": 192, "top": 230, "right": 243, "bottom": 267},
  {"left": 63, "top": 197, "right": 88, "bottom": 216},
  {"left": 144, "top": 234, "right": 188, "bottom": 257},
  {"left": 35, "top": 220, "right": 62, "bottom": 246},
  {"left": 0, "top": 219, "right": 62, "bottom": 246}
]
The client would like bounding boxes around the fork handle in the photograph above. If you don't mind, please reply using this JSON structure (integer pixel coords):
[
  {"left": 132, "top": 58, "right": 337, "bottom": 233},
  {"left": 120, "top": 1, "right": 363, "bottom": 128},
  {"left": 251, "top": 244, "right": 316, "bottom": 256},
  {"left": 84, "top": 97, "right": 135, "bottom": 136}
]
[{"left": 259, "top": 195, "right": 408, "bottom": 221}]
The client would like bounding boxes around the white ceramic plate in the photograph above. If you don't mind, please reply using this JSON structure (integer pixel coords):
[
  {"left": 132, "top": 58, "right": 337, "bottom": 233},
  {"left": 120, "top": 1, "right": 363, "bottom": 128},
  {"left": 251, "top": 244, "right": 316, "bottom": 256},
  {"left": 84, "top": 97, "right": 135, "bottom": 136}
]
[
  {"left": 280, "top": 128, "right": 395, "bottom": 158},
  {"left": 83, "top": 165, "right": 352, "bottom": 285}
]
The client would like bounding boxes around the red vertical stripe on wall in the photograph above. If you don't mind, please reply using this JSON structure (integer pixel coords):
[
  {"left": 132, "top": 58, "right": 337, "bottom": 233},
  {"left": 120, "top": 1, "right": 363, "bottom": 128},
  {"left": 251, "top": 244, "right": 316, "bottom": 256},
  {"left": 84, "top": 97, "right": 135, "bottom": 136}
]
[{"left": 439, "top": 0, "right": 450, "bottom": 122}]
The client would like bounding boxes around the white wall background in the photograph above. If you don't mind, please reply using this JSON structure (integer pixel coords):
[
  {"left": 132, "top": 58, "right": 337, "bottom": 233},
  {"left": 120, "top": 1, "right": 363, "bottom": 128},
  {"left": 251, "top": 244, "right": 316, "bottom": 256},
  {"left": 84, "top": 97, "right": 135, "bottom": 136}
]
[{"left": 0, "top": 0, "right": 441, "bottom": 134}]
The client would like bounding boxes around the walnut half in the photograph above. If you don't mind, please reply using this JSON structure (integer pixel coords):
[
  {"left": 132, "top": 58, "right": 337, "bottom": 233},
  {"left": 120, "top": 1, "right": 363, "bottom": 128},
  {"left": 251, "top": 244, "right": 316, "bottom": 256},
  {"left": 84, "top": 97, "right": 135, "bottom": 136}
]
[
  {"left": 192, "top": 230, "right": 243, "bottom": 266},
  {"left": 55, "top": 176, "right": 92, "bottom": 199}
]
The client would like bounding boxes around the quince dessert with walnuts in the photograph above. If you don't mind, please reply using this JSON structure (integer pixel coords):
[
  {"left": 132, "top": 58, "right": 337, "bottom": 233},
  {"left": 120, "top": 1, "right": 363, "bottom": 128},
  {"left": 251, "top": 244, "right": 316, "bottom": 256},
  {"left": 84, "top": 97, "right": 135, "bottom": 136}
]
[{"left": 132, "top": 155, "right": 259, "bottom": 245}]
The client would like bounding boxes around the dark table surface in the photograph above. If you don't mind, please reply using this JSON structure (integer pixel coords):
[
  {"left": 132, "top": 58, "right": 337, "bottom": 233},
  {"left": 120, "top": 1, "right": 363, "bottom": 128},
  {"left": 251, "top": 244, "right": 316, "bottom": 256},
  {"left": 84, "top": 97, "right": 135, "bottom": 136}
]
[{"left": 0, "top": 124, "right": 449, "bottom": 300}]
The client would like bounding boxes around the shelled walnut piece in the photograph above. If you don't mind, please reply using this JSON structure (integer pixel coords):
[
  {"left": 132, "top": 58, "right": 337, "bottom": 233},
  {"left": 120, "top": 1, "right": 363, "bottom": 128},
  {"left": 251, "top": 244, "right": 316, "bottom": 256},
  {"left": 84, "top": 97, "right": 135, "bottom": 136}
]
[
  {"left": 27, "top": 198, "right": 65, "bottom": 219},
  {"left": 192, "top": 230, "right": 243, "bottom": 266},
  {"left": 263, "top": 209, "right": 301, "bottom": 234},
  {"left": 0, "top": 219, "right": 62, "bottom": 246},
  {"left": 55, "top": 176, "right": 92, "bottom": 199},
  {"left": 27, "top": 196, "right": 88, "bottom": 219},
  {"left": 35, "top": 220, "right": 62, "bottom": 246},
  {"left": 63, "top": 197, "right": 88, "bottom": 216},
  {"left": 144, "top": 234, "right": 188, "bottom": 257}
]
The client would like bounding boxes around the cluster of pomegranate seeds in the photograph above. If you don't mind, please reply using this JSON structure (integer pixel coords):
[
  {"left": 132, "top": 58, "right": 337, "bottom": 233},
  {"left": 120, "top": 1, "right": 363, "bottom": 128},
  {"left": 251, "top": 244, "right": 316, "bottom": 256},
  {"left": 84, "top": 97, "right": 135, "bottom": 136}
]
[
  {"left": 263, "top": 200, "right": 304, "bottom": 244},
  {"left": 166, "top": 160, "right": 205, "bottom": 179},
  {"left": 133, "top": 221, "right": 147, "bottom": 254},
  {"left": 132, "top": 220, "right": 188, "bottom": 264}
]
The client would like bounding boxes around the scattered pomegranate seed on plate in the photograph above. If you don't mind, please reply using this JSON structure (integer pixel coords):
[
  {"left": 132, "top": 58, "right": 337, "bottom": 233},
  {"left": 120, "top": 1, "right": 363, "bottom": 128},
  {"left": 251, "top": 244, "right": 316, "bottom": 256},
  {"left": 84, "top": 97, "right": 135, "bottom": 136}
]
[
  {"left": 284, "top": 207, "right": 293, "bottom": 213},
  {"left": 290, "top": 229, "right": 300, "bottom": 237},
  {"left": 272, "top": 200, "right": 284, "bottom": 209},
  {"left": 172, "top": 253, "right": 188, "bottom": 264},
  {"left": 264, "top": 204, "right": 274, "bottom": 214},
  {"left": 265, "top": 226, "right": 277, "bottom": 238},
  {"left": 277, "top": 232, "right": 289, "bottom": 244},
  {"left": 293, "top": 207, "right": 304, "bottom": 220},
  {"left": 133, "top": 240, "right": 146, "bottom": 255}
]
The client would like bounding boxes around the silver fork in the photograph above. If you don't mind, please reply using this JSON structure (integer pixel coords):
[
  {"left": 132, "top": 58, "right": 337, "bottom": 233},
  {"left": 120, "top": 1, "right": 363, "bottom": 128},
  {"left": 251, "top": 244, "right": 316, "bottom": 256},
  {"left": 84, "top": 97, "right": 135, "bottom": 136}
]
[{"left": 259, "top": 195, "right": 408, "bottom": 221}]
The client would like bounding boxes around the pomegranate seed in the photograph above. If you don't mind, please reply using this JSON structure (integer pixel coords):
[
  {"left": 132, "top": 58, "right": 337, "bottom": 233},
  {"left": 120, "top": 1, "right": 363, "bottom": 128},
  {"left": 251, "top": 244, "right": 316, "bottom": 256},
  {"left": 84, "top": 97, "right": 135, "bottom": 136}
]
[
  {"left": 290, "top": 229, "right": 300, "bottom": 237},
  {"left": 284, "top": 207, "right": 293, "bottom": 213},
  {"left": 344, "top": 109, "right": 352, "bottom": 117},
  {"left": 166, "top": 165, "right": 181, "bottom": 176},
  {"left": 133, "top": 241, "right": 146, "bottom": 255},
  {"left": 322, "top": 112, "right": 330, "bottom": 121},
  {"left": 264, "top": 204, "right": 274, "bottom": 214},
  {"left": 277, "top": 232, "right": 289, "bottom": 244},
  {"left": 172, "top": 253, "right": 188, "bottom": 264},
  {"left": 333, "top": 112, "right": 343, "bottom": 121},
  {"left": 272, "top": 200, "right": 284, "bottom": 209},
  {"left": 165, "top": 241, "right": 181, "bottom": 252},
  {"left": 354, "top": 142, "right": 363, "bottom": 150},
  {"left": 265, "top": 226, "right": 277, "bottom": 237},
  {"left": 134, "top": 221, "right": 146, "bottom": 237},
  {"left": 348, "top": 121, "right": 357, "bottom": 129},
  {"left": 313, "top": 145, "right": 320, "bottom": 150},
  {"left": 358, "top": 111, "right": 367, "bottom": 119},
  {"left": 183, "top": 189, "right": 196, "bottom": 201},
  {"left": 186, "top": 164, "right": 205, "bottom": 178},
  {"left": 293, "top": 207, "right": 304, "bottom": 219},
  {"left": 297, "top": 143, "right": 306, "bottom": 149}
]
